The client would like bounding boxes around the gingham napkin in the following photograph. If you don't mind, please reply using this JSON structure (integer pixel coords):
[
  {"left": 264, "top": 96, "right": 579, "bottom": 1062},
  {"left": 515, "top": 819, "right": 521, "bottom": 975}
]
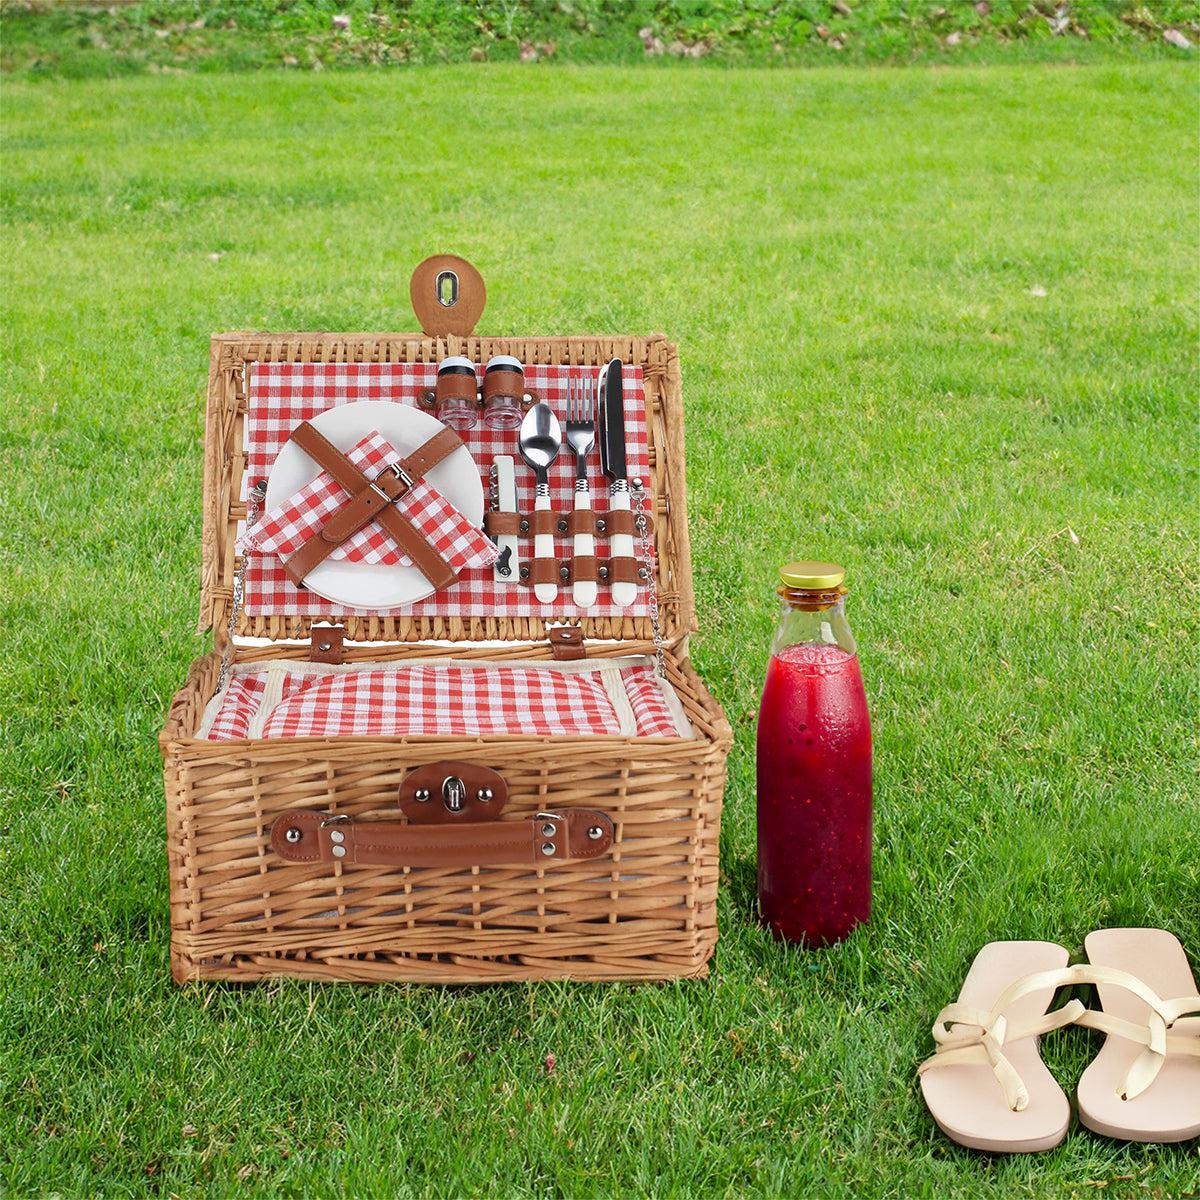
[{"left": 243, "top": 430, "right": 497, "bottom": 574}]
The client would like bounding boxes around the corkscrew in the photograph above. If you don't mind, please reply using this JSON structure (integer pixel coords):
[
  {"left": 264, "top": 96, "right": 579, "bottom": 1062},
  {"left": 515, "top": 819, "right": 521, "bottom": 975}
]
[{"left": 489, "top": 456, "right": 520, "bottom": 584}]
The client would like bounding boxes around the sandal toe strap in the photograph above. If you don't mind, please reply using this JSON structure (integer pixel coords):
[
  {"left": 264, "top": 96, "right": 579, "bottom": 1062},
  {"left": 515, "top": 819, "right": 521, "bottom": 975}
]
[
  {"left": 1070, "top": 972, "right": 1200, "bottom": 1100},
  {"left": 919, "top": 969, "right": 1089, "bottom": 1112}
]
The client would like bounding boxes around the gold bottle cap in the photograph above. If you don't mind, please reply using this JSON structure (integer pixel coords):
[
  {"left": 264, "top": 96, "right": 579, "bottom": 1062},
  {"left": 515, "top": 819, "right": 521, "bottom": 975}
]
[{"left": 779, "top": 560, "right": 845, "bottom": 589}]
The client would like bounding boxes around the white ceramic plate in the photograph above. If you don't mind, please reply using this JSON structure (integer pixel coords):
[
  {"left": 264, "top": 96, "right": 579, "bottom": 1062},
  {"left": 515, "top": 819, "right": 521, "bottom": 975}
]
[{"left": 264, "top": 401, "right": 484, "bottom": 608}]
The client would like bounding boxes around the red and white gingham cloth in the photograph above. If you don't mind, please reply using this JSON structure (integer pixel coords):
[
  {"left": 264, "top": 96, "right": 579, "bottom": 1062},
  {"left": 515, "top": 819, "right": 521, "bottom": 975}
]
[
  {"left": 201, "top": 661, "right": 682, "bottom": 740},
  {"left": 241, "top": 362, "right": 653, "bottom": 617},
  {"left": 244, "top": 430, "right": 497, "bottom": 574}
]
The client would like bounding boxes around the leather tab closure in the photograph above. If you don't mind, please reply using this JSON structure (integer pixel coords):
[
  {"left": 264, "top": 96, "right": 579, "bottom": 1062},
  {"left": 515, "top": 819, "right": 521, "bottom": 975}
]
[
  {"left": 399, "top": 761, "right": 507, "bottom": 822},
  {"left": 548, "top": 626, "right": 585, "bottom": 661},
  {"left": 309, "top": 626, "right": 345, "bottom": 663}
]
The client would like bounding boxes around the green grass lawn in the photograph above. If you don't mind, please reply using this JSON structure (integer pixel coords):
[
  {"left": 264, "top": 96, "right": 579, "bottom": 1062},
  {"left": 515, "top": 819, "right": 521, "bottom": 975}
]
[{"left": 2, "top": 60, "right": 1197, "bottom": 1198}]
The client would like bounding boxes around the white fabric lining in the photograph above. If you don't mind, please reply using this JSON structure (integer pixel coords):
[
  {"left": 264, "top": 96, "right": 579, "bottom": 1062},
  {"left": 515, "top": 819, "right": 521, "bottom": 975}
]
[
  {"left": 244, "top": 667, "right": 287, "bottom": 740},
  {"left": 598, "top": 661, "right": 639, "bottom": 737}
]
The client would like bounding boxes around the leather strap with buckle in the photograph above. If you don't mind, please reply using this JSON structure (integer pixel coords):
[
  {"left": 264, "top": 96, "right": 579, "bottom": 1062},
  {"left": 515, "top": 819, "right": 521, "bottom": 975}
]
[{"left": 281, "top": 422, "right": 463, "bottom": 589}]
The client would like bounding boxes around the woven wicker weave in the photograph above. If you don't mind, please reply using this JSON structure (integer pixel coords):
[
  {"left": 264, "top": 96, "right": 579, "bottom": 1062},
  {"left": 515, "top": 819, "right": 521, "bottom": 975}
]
[{"left": 161, "top": 331, "right": 730, "bottom": 983}]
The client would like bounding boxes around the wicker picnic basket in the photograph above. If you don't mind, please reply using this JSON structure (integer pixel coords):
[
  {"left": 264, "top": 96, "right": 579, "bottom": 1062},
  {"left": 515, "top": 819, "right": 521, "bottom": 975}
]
[{"left": 159, "top": 257, "right": 731, "bottom": 983}]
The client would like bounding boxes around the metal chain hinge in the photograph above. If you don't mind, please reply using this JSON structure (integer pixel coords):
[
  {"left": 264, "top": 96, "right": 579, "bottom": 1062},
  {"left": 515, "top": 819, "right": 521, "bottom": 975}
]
[
  {"left": 216, "top": 479, "right": 266, "bottom": 694},
  {"left": 631, "top": 478, "right": 666, "bottom": 679}
]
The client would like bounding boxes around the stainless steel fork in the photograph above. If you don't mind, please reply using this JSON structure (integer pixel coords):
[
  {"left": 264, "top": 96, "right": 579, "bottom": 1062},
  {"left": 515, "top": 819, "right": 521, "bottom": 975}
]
[{"left": 565, "top": 373, "right": 598, "bottom": 608}]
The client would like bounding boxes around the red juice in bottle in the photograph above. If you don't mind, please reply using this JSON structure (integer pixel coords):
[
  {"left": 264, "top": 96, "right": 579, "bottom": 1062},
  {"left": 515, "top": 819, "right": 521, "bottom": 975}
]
[{"left": 756, "top": 561, "right": 872, "bottom": 947}]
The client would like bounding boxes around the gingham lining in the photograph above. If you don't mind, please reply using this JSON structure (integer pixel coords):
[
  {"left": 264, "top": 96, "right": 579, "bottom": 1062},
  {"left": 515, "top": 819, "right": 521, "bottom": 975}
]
[
  {"left": 244, "top": 429, "right": 497, "bottom": 572},
  {"left": 242, "top": 362, "right": 653, "bottom": 617},
  {"left": 195, "top": 656, "right": 691, "bottom": 741}
]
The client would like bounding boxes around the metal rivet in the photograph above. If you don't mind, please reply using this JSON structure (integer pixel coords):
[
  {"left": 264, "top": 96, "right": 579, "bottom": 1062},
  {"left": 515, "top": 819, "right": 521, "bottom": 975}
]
[
  {"left": 478, "top": 788, "right": 493, "bottom": 802},
  {"left": 285, "top": 826, "right": 302, "bottom": 843},
  {"left": 556, "top": 518, "right": 569, "bottom": 534},
  {"left": 329, "top": 829, "right": 345, "bottom": 844},
  {"left": 598, "top": 565, "right": 609, "bottom": 579},
  {"left": 519, "top": 519, "right": 530, "bottom": 534},
  {"left": 318, "top": 641, "right": 331, "bottom": 652},
  {"left": 638, "top": 567, "right": 650, "bottom": 581},
  {"left": 559, "top": 565, "right": 570, "bottom": 581},
  {"left": 540, "top": 842, "right": 556, "bottom": 857},
  {"left": 331, "top": 844, "right": 347, "bottom": 858},
  {"left": 631, "top": 477, "right": 644, "bottom": 489},
  {"left": 541, "top": 821, "right": 556, "bottom": 837},
  {"left": 519, "top": 565, "right": 530, "bottom": 580},
  {"left": 414, "top": 787, "right": 431, "bottom": 802},
  {"left": 587, "top": 825, "right": 604, "bottom": 840},
  {"left": 596, "top": 519, "right": 607, "bottom": 534}
]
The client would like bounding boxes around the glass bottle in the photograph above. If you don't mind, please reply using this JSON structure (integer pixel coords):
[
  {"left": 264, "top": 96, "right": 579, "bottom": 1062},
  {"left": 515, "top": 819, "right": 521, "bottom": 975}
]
[{"left": 756, "top": 560, "right": 872, "bottom": 947}]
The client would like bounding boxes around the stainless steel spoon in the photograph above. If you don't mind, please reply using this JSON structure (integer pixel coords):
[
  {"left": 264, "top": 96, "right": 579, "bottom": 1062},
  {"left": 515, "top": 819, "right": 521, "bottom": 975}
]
[{"left": 518, "top": 402, "right": 562, "bottom": 603}]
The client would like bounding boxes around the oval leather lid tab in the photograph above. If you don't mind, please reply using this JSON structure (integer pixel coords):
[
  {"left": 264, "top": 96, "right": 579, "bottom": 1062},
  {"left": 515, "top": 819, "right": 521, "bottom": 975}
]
[
  {"left": 410, "top": 255, "right": 486, "bottom": 338},
  {"left": 399, "top": 760, "right": 507, "bottom": 823}
]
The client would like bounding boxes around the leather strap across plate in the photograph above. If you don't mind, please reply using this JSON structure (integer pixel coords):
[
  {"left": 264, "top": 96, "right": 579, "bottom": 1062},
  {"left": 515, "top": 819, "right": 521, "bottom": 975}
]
[
  {"left": 282, "top": 422, "right": 463, "bottom": 589},
  {"left": 270, "top": 809, "right": 615, "bottom": 868}
]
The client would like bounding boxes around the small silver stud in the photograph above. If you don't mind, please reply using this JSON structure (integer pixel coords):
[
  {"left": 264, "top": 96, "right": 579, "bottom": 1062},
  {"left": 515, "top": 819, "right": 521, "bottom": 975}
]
[
  {"left": 318, "top": 641, "right": 331, "bottom": 652},
  {"left": 631, "top": 477, "right": 644, "bottom": 489},
  {"left": 478, "top": 788, "right": 493, "bottom": 802},
  {"left": 329, "top": 829, "right": 345, "bottom": 844},
  {"left": 414, "top": 787, "right": 431, "bottom": 802},
  {"left": 540, "top": 842, "right": 556, "bottom": 857},
  {"left": 596, "top": 519, "right": 607, "bottom": 534},
  {"left": 587, "top": 825, "right": 604, "bottom": 840},
  {"left": 285, "top": 826, "right": 302, "bottom": 844},
  {"left": 541, "top": 822, "right": 556, "bottom": 837},
  {"left": 332, "top": 844, "right": 347, "bottom": 859}
]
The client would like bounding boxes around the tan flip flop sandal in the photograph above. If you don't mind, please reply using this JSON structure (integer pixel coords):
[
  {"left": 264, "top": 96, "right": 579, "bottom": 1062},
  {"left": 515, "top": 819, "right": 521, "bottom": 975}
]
[
  {"left": 1074, "top": 928, "right": 1200, "bottom": 1143},
  {"left": 918, "top": 941, "right": 1085, "bottom": 1153}
]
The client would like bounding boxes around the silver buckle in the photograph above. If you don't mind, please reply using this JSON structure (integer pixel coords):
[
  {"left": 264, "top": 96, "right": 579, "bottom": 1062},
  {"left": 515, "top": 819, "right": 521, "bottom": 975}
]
[{"left": 370, "top": 461, "right": 414, "bottom": 503}]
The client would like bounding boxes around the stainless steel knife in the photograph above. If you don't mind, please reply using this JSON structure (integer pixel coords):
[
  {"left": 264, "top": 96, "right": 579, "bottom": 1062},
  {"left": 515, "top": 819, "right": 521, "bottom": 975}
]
[{"left": 598, "top": 358, "right": 637, "bottom": 607}]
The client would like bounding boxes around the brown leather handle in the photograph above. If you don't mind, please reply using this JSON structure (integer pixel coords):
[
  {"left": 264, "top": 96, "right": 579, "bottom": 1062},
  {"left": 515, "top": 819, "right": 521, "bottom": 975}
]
[{"left": 271, "top": 809, "right": 614, "bottom": 868}]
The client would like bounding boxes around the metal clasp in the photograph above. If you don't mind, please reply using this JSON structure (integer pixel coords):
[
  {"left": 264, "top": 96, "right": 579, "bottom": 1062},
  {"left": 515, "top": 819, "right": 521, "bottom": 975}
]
[
  {"left": 371, "top": 461, "right": 414, "bottom": 503},
  {"left": 442, "top": 776, "right": 467, "bottom": 813}
]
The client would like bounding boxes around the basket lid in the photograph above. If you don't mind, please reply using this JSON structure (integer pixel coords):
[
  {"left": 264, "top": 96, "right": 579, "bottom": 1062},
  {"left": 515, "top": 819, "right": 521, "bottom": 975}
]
[{"left": 199, "top": 272, "right": 695, "bottom": 650}]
